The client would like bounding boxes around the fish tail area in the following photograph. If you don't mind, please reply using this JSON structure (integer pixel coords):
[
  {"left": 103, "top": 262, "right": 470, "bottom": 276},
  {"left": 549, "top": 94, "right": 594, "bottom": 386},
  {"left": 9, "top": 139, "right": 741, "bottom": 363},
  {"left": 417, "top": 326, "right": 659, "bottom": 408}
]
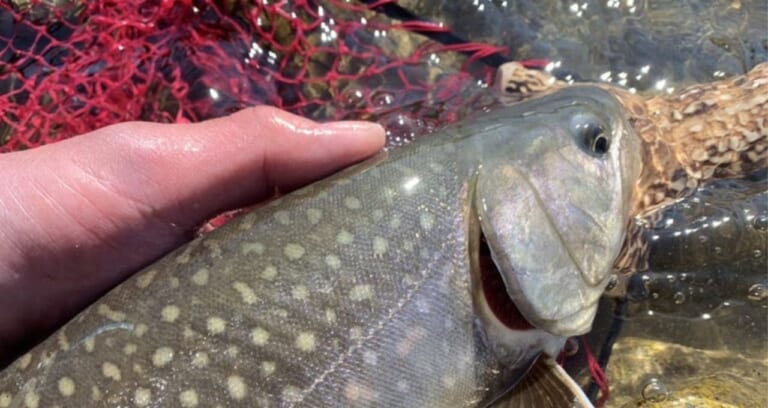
[
  {"left": 632, "top": 62, "right": 768, "bottom": 215},
  {"left": 488, "top": 356, "right": 594, "bottom": 408}
]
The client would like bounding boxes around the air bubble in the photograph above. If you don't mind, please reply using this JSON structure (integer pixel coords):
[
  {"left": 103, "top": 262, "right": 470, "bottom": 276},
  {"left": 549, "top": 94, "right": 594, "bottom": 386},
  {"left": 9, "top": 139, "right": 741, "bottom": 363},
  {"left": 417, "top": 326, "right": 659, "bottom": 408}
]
[
  {"left": 747, "top": 283, "right": 767, "bottom": 302},
  {"left": 753, "top": 249, "right": 762, "bottom": 259},
  {"left": 673, "top": 292, "right": 685, "bottom": 304},
  {"left": 641, "top": 378, "right": 669, "bottom": 402},
  {"left": 340, "top": 88, "right": 365, "bottom": 109},
  {"left": 753, "top": 214, "right": 768, "bottom": 231},
  {"left": 371, "top": 91, "right": 395, "bottom": 107}
]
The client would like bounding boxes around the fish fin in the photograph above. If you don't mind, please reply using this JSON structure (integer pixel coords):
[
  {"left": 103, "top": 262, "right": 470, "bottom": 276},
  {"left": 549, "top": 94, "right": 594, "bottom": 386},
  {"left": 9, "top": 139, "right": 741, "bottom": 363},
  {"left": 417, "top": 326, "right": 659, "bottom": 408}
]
[{"left": 487, "top": 356, "right": 594, "bottom": 408}]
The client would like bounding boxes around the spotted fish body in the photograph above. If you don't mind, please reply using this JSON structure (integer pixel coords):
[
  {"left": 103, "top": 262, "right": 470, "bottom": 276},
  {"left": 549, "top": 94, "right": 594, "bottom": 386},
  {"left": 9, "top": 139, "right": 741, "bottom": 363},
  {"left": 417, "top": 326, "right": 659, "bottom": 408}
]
[{"left": 0, "top": 86, "right": 641, "bottom": 407}]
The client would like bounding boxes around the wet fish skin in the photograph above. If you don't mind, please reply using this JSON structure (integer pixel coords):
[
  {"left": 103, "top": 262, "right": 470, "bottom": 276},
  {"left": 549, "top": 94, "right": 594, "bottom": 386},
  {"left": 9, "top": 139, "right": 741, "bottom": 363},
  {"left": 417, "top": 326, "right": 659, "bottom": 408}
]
[{"left": 0, "top": 85, "right": 641, "bottom": 407}]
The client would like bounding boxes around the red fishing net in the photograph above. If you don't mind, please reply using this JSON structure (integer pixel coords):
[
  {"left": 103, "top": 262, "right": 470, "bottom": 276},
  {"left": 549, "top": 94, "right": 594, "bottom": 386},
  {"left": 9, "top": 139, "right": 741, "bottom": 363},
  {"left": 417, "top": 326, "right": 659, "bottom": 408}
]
[{"left": 0, "top": 0, "right": 519, "bottom": 152}]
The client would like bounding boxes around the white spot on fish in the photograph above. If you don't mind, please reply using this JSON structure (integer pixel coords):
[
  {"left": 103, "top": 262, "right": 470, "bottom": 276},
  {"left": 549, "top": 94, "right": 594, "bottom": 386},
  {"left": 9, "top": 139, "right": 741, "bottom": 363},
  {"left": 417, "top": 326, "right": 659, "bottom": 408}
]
[
  {"left": 274, "top": 210, "right": 291, "bottom": 225},
  {"left": 291, "top": 285, "right": 309, "bottom": 301},
  {"left": 307, "top": 208, "right": 323, "bottom": 224},
  {"left": 419, "top": 212, "right": 435, "bottom": 231},
  {"left": 91, "top": 386, "right": 101, "bottom": 401},
  {"left": 57, "top": 332, "right": 70, "bottom": 351},
  {"left": 191, "top": 352, "right": 209, "bottom": 368},
  {"left": 372, "top": 237, "right": 388, "bottom": 256},
  {"left": 349, "top": 327, "right": 363, "bottom": 340},
  {"left": 241, "top": 242, "right": 265, "bottom": 255},
  {"left": 17, "top": 353, "right": 31, "bottom": 369},
  {"left": 344, "top": 196, "right": 362, "bottom": 209},
  {"left": 325, "top": 309, "right": 337, "bottom": 323},
  {"left": 441, "top": 374, "right": 457, "bottom": 388},
  {"left": 284, "top": 243, "right": 305, "bottom": 260},
  {"left": 101, "top": 362, "right": 122, "bottom": 381},
  {"left": 23, "top": 392, "right": 38, "bottom": 408},
  {"left": 174, "top": 243, "right": 197, "bottom": 264},
  {"left": 372, "top": 209, "right": 384, "bottom": 222},
  {"left": 325, "top": 254, "right": 341, "bottom": 270},
  {"left": 191, "top": 268, "right": 210, "bottom": 286},
  {"left": 84, "top": 337, "right": 96, "bottom": 352},
  {"left": 202, "top": 240, "right": 222, "bottom": 258},
  {"left": 207, "top": 317, "right": 227, "bottom": 335},
  {"left": 123, "top": 343, "right": 137, "bottom": 355},
  {"left": 161, "top": 305, "right": 180, "bottom": 322},
  {"left": 226, "top": 346, "right": 239, "bottom": 358},
  {"left": 282, "top": 386, "right": 302, "bottom": 403},
  {"left": 428, "top": 162, "right": 446, "bottom": 173},
  {"left": 363, "top": 351, "right": 378, "bottom": 366},
  {"left": 238, "top": 212, "right": 258, "bottom": 230},
  {"left": 133, "top": 323, "right": 148, "bottom": 338},
  {"left": 58, "top": 376, "right": 75, "bottom": 396},
  {"left": 261, "top": 361, "right": 276, "bottom": 376},
  {"left": 295, "top": 332, "right": 316, "bottom": 352},
  {"left": 250, "top": 328, "right": 270, "bottom": 346},
  {"left": 135, "top": 269, "right": 158, "bottom": 289},
  {"left": 349, "top": 284, "right": 373, "bottom": 301},
  {"left": 344, "top": 381, "right": 376, "bottom": 402},
  {"left": 232, "top": 282, "right": 257, "bottom": 304},
  {"left": 0, "top": 393, "right": 11, "bottom": 408},
  {"left": 97, "top": 304, "right": 126, "bottom": 321},
  {"left": 183, "top": 325, "right": 195, "bottom": 339},
  {"left": 396, "top": 327, "right": 427, "bottom": 356},
  {"left": 336, "top": 230, "right": 354, "bottom": 245},
  {"left": 152, "top": 347, "right": 174, "bottom": 367},
  {"left": 227, "top": 376, "right": 247, "bottom": 400},
  {"left": 134, "top": 388, "right": 151, "bottom": 406},
  {"left": 390, "top": 215, "right": 401, "bottom": 229},
  {"left": 169, "top": 276, "right": 180, "bottom": 289},
  {"left": 262, "top": 265, "right": 278, "bottom": 280},
  {"left": 179, "top": 389, "right": 199, "bottom": 407}
]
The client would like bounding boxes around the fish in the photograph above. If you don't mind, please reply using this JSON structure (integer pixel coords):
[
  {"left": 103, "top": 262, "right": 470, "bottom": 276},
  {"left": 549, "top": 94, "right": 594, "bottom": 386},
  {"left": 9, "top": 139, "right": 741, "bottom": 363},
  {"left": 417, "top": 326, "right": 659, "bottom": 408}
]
[{"left": 0, "top": 85, "right": 642, "bottom": 407}]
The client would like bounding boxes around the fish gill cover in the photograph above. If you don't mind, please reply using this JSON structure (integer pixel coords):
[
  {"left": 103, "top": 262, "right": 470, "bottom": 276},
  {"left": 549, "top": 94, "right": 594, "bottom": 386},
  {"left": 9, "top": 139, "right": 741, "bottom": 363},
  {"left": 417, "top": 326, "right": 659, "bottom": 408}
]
[{"left": 0, "top": 0, "right": 519, "bottom": 152}]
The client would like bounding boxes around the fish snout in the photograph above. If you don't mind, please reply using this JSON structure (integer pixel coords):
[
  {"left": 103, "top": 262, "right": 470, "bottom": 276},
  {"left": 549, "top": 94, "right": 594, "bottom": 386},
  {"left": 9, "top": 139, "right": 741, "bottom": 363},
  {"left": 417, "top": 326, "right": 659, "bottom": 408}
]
[{"left": 477, "top": 165, "right": 618, "bottom": 337}]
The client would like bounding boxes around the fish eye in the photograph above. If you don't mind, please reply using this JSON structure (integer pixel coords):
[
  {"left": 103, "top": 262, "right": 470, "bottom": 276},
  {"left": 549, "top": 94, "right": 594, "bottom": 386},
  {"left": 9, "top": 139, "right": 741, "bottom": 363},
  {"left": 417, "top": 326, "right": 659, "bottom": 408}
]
[
  {"left": 570, "top": 112, "right": 611, "bottom": 157},
  {"left": 586, "top": 125, "right": 609, "bottom": 155}
]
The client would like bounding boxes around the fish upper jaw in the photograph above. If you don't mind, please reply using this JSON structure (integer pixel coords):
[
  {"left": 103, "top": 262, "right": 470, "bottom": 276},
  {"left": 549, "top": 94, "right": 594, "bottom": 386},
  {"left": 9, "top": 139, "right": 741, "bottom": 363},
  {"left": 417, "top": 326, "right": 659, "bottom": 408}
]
[{"left": 474, "top": 165, "right": 617, "bottom": 338}]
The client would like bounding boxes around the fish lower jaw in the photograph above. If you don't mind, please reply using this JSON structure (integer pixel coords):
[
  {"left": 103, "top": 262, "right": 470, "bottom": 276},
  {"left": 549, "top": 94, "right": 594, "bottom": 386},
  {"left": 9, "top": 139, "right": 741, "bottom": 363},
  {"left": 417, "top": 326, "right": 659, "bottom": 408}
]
[
  {"left": 477, "top": 286, "right": 567, "bottom": 359},
  {"left": 524, "top": 301, "right": 600, "bottom": 337}
]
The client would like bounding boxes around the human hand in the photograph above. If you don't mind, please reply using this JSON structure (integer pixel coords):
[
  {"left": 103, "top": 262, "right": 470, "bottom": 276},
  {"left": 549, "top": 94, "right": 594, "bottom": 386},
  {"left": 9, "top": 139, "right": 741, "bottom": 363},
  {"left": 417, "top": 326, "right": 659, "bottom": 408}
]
[{"left": 0, "top": 107, "right": 385, "bottom": 362}]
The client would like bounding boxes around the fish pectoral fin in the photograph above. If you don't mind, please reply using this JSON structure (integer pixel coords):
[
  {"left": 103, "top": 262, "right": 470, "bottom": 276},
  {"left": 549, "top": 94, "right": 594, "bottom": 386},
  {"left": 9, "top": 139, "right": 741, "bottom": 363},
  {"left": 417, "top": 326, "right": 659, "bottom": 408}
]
[{"left": 488, "top": 356, "right": 594, "bottom": 408}]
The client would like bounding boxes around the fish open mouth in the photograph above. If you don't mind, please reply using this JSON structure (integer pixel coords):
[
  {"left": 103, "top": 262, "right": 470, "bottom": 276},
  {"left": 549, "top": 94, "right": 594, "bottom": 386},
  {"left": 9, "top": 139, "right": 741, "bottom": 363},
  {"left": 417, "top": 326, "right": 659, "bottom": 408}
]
[{"left": 477, "top": 234, "right": 535, "bottom": 331}]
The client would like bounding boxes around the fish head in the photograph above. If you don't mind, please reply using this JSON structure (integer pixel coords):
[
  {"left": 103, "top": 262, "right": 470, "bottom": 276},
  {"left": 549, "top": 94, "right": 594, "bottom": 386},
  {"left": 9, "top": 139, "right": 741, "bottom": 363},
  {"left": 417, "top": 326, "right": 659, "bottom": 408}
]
[{"left": 472, "top": 85, "right": 642, "bottom": 341}]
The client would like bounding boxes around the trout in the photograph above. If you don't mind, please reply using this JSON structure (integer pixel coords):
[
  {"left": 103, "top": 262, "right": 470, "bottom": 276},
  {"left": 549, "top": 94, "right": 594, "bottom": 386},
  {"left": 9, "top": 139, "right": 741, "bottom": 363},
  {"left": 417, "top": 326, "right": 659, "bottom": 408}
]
[{"left": 0, "top": 86, "right": 642, "bottom": 407}]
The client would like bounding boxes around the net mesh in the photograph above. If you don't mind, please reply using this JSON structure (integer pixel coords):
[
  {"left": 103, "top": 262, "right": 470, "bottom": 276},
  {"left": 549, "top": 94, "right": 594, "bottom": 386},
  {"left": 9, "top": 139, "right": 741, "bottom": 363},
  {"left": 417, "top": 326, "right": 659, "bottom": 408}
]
[{"left": 0, "top": 0, "right": 521, "bottom": 152}]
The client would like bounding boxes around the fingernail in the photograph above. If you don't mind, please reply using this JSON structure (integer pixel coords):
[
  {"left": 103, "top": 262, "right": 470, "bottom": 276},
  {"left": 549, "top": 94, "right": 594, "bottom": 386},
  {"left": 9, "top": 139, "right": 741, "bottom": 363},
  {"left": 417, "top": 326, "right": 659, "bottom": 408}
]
[{"left": 321, "top": 121, "right": 385, "bottom": 136}]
